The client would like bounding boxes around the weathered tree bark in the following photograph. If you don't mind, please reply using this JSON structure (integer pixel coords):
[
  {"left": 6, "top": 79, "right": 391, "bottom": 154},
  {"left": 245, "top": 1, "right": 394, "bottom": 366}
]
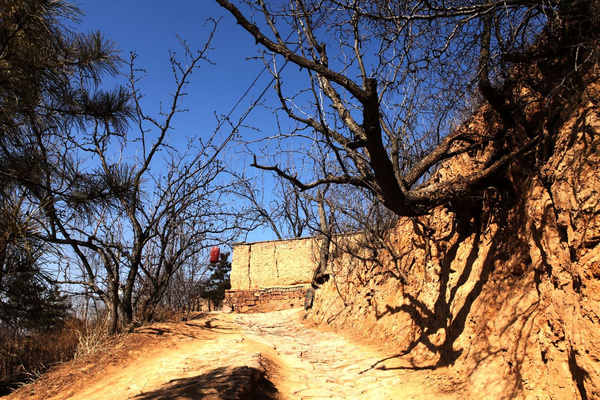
[
  {"left": 109, "top": 280, "right": 120, "bottom": 335},
  {"left": 312, "top": 188, "right": 331, "bottom": 288}
]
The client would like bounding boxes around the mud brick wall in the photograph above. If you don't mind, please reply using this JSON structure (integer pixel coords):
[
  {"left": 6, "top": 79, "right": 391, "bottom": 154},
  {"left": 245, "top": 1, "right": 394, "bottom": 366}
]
[
  {"left": 230, "top": 237, "right": 318, "bottom": 290},
  {"left": 225, "top": 285, "right": 310, "bottom": 313}
]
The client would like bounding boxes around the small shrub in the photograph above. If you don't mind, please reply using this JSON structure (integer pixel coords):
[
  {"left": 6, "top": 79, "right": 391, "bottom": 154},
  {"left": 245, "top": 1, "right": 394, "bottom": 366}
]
[{"left": 73, "top": 317, "right": 114, "bottom": 360}]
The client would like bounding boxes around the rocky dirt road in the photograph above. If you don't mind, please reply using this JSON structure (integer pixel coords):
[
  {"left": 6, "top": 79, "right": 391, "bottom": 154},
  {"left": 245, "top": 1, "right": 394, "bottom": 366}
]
[
  {"left": 8, "top": 309, "right": 467, "bottom": 400},
  {"left": 234, "top": 310, "right": 466, "bottom": 400}
]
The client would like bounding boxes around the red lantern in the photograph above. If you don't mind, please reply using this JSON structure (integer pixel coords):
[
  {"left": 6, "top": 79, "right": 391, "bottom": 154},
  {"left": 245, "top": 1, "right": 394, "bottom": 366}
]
[{"left": 209, "top": 246, "right": 220, "bottom": 264}]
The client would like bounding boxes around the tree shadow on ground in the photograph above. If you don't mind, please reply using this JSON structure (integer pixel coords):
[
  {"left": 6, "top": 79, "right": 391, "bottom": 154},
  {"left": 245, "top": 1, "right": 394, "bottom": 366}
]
[
  {"left": 134, "top": 317, "right": 238, "bottom": 341},
  {"left": 0, "top": 382, "right": 20, "bottom": 397},
  {"left": 133, "top": 365, "right": 279, "bottom": 400}
]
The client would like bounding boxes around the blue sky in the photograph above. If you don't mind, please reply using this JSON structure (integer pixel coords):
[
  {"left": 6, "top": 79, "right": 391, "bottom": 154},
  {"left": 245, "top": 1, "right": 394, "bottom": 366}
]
[
  {"left": 75, "top": 1, "right": 273, "bottom": 142},
  {"left": 74, "top": 1, "right": 291, "bottom": 242}
]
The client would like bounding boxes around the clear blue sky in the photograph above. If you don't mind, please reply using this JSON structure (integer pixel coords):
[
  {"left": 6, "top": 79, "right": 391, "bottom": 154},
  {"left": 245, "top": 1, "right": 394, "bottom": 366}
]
[
  {"left": 75, "top": 0, "right": 276, "bottom": 143},
  {"left": 74, "top": 1, "right": 293, "bottom": 243}
]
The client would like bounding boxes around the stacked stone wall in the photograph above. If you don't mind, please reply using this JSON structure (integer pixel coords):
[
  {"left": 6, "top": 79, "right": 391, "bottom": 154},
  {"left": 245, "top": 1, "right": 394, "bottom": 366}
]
[{"left": 225, "top": 285, "right": 310, "bottom": 313}]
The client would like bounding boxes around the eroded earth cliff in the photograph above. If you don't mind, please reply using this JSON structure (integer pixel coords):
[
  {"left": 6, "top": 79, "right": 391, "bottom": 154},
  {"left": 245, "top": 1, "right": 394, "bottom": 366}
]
[{"left": 307, "top": 72, "right": 600, "bottom": 399}]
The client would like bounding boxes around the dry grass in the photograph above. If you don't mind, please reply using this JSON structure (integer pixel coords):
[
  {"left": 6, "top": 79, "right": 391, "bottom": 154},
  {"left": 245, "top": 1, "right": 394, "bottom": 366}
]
[
  {"left": 0, "top": 316, "right": 121, "bottom": 393},
  {"left": 73, "top": 318, "right": 115, "bottom": 360},
  {"left": 0, "top": 319, "right": 81, "bottom": 386},
  {"left": 0, "top": 308, "right": 199, "bottom": 395}
]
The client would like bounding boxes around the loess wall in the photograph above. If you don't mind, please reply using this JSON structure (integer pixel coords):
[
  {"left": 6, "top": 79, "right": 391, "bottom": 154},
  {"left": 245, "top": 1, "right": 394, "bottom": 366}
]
[
  {"left": 307, "top": 76, "right": 600, "bottom": 398},
  {"left": 227, "top": 237, "right": 316, "bottom": 313},
  {"left": 230, "top": 237, "right": 317, "bottom": 290}
]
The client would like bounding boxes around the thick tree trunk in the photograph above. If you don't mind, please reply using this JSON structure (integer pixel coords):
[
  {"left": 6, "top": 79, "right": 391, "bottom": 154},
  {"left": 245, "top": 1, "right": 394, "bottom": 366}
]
[
  {"left": 312, "top": 189, "right": 331, "bottom": 288},
  {"left": 121, "top": 290, "right": 133, "bottom": 325},
  {"left": 108, "top": 280, "right": 120, "bottom": 335}
]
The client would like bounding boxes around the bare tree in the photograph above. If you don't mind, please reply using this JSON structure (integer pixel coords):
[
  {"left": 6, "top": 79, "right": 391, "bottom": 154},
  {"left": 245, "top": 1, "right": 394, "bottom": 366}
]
[
  {"left": 215, "top": 0, "right": 599, "bottom": 217},
  {"left": 131, "top": 142, "right": 235, "bottom": 321},
  {"left": 28, "top": 22, "right": 240, "bottom": 333},
  {"left": 229, "top": 170, "right": 312, "bottom": 240},
  {"left": 326, "top": 187, "right": 411, "bottom": 284},
  {"left": 311, "top": 186, "right": 332, "bottom": 286}
]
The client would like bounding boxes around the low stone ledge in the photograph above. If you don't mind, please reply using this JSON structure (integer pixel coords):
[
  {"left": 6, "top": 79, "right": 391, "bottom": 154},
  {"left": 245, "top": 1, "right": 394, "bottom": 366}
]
[{"left": 225, "top": 284, "right": 310, "bottom": 313}]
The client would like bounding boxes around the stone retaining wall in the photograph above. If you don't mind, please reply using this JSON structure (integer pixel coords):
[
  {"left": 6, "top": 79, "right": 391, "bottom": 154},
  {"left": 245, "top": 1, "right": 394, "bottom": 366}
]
[{"left": 225, "top": 285, "right": 310, "bottom": 313}]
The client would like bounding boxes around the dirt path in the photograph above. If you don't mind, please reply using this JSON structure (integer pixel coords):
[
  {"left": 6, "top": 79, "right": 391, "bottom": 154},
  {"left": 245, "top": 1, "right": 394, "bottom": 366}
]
[
  {"left": 8, "top": 309, "right": 467, "bottom": 399},
  {"left": 234, "top": 309, "right": 465, "bottom": 399}
]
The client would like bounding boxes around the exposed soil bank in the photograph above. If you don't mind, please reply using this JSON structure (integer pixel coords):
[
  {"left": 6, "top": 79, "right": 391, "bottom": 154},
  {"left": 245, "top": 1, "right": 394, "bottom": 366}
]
[{"left": 307, "top": 75, "right": 600, "bottom": 399}]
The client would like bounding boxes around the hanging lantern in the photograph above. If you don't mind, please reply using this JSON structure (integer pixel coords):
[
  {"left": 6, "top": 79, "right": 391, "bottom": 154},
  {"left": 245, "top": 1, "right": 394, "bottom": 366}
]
[{"left": 209, "top": 246, "right": 220, "bottom": 264}]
